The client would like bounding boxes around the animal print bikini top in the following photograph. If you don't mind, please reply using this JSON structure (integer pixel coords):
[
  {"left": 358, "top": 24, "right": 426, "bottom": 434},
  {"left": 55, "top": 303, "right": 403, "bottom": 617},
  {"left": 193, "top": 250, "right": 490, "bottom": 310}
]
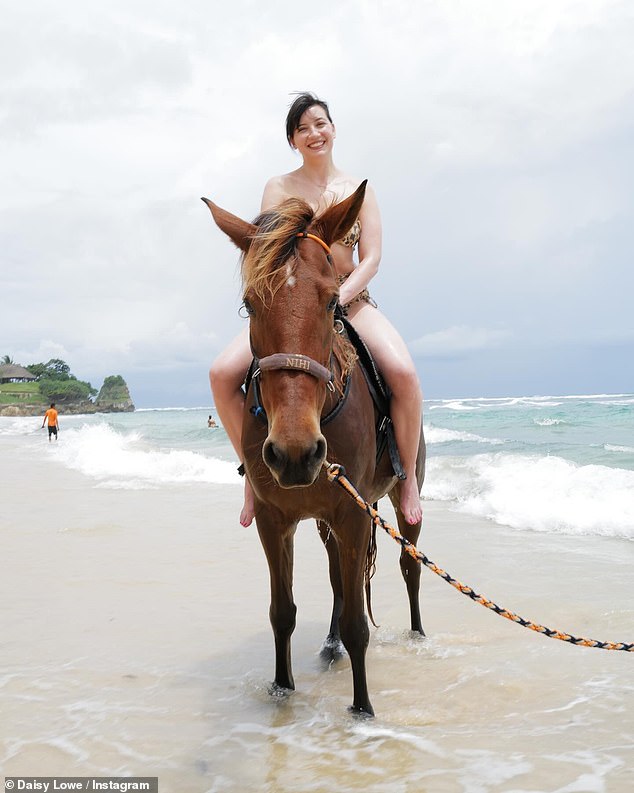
[{"left": 337, "top": 218, "right": 361, "bottom": 248}]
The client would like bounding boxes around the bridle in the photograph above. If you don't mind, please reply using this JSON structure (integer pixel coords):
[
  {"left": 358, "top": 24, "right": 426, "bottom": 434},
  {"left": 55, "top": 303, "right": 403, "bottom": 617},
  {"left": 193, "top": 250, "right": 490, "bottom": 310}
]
[
  {"left": 251, "top": 231, "right": 339, "bottom": 392},
  {"left": 294, "top": 231, "right": 334, "bottom": 259}
]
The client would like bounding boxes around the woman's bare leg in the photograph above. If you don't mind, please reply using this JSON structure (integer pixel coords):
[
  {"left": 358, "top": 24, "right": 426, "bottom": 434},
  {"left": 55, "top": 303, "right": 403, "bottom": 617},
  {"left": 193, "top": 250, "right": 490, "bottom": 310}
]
[
  {"left": 348, "top": 303, "right": 423, "bottom": 524},
  {"left": 209, "top": 327, "right": 255, "bottom": 526}
]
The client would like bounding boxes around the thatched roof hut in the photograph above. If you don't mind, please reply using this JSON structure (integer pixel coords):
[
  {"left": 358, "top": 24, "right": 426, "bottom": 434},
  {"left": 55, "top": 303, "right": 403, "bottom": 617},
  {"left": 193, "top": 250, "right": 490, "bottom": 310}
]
[{"left": 0, "top": 364, "right": 37, "bottom": 383}]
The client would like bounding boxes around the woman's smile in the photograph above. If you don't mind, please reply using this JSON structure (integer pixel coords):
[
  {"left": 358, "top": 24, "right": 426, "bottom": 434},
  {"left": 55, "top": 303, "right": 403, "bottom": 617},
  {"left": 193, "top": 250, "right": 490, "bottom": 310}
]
[{"left": 292, "top": 105, "right": 336, "bottom": 155}]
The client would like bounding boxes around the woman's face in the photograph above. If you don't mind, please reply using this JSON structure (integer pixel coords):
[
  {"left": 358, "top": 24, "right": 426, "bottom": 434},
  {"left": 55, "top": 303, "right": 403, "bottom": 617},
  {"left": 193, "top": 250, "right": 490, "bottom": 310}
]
[{"left": 291, "top": 105, "right": 336, "bottom": 157}]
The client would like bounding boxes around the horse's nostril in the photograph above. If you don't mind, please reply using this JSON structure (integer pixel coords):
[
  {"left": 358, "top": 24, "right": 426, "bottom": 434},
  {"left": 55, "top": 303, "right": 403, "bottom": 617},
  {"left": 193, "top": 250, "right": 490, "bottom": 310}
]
[
  {"left": 312, "top": 437, "right": 327, "bottom": 464},
  {"left": 263, "top": 439, "right": 285, "bottom": 472}
]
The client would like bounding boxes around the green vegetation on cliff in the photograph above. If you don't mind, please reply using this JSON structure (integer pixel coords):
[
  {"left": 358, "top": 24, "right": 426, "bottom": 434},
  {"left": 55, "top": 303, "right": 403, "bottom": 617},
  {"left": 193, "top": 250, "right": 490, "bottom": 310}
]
[
  {"left": 0, "top": 356, "right": 134, "bottom": 413},
  {"left": 23, "top": 358, "right": 97, "bottom": 403},
  {"left": 0, "top": 381, "right": 45, "bottom": 405}
]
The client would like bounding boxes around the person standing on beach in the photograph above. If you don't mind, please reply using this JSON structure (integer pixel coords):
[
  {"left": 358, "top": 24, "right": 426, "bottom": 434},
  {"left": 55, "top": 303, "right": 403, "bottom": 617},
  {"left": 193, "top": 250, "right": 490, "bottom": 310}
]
[
  {"left": 209, "top": 91, "right": 423, "bottom": 528},
  {"left": 42, "top": 403, "right": 59, "bottom": 441}
]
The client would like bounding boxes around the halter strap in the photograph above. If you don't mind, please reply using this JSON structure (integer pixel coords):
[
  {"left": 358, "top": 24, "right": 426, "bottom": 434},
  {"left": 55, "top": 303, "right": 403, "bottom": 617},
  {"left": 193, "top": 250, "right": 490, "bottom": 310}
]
[{"left": 295, "top": 232, "right": 332, "bottom": 257}]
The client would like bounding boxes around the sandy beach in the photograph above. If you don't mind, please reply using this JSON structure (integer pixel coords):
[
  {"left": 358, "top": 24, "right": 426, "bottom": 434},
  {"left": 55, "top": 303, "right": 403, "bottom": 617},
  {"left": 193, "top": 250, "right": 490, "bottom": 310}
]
[{"left": 1, "top": 432, "right": 633, "bottom": 792}]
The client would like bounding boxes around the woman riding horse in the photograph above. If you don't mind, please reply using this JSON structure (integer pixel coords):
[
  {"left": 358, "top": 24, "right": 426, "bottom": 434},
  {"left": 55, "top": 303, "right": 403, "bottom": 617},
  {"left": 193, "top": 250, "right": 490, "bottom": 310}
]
[{"left": 210, "top": 92, "right": 424, "bottom": 528}]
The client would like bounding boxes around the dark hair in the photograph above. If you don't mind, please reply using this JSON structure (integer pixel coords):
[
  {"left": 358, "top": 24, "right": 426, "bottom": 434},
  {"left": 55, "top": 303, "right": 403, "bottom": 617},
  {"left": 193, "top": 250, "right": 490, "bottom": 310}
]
[{"left": 285, "top": 92, "right": 333, "bottom": 147}]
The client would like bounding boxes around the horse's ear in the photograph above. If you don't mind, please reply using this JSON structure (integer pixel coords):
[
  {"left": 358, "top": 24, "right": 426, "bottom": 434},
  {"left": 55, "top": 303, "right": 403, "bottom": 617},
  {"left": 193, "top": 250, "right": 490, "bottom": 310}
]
[
  {"left": 201, "top": 197, "right": 257, "bottom": 253},
  {"left": 315, "top": 180, "right": 368, "bottom": 245}
]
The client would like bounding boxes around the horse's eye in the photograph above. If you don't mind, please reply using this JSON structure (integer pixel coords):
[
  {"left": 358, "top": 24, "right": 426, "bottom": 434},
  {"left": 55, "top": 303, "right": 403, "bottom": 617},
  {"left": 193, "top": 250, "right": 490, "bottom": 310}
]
[
  {"left": 242, "top": 299, "right": 255, "bottom": 317},
  {"left": 327, "top": 296, "right": 338, "bottom": 312}
]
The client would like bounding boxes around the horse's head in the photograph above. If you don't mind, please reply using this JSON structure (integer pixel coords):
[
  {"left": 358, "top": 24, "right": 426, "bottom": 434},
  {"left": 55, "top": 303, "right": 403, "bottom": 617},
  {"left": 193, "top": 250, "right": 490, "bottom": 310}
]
[{"left": 202, "top": 181, "right": 367, "bottom": 488}]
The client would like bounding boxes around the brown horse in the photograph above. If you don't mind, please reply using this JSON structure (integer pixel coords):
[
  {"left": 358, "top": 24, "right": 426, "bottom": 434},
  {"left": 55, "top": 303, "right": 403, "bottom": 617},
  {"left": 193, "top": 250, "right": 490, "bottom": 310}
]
[{"left": 203, "top": 182, "right": 425, "bottom": 715}]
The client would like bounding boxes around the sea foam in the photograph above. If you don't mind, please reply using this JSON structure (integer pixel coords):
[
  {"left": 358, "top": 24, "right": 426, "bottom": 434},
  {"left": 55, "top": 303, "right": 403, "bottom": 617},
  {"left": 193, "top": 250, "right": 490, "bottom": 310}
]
[
  {"left": 425, "top": 426, "right": 503, "bottom": 445},
  {"left": 424, "top": 453, "right": 634, "bottom": 539},
  {"left": 49, "top": 423, "right": 240, "bottom": 489},
  {"left": 0, "top": 416, "right": 43, "bottom": 436},
  {"left": 604, "top": 444, "right": 634, "bottom": 454}
]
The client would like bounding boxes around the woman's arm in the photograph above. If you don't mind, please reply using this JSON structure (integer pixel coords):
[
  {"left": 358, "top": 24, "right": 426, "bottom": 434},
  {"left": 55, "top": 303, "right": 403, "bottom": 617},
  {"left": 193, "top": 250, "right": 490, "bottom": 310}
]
[{"left": 337, "top": 182, "right": 382, "bottom": 306}]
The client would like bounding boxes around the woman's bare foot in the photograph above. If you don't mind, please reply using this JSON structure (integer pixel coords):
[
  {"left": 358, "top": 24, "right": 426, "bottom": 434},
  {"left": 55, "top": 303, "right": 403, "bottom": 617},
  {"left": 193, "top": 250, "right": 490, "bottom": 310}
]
[
  {"left": 400, "top": 476, "right": 423, "bottom": 525},
  {"left": 240, "top": 478, "right": 256, "bottom": 527}
]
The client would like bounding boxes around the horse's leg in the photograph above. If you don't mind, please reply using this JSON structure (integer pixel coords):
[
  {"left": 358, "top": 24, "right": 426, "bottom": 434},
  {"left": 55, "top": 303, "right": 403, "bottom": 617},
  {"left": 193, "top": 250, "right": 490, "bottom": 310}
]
[
  {"left": 389, "top": 489, "right": 425, "bottom": 636},
  {"left": 317, "top": 520, "right": 345, "bottom": 662},
  {"left": 255, "top": 509, "right": 298, "bottom": 692},
  {"left": 336, "top": 511, "right": 374, "bottom": 716}
]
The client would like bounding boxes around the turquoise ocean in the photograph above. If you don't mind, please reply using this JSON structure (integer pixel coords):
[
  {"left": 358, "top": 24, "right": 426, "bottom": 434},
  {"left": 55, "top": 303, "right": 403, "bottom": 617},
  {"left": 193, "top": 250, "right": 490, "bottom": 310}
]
[{"left": 2, "top": 392, "right": 633, "bottom": 539}]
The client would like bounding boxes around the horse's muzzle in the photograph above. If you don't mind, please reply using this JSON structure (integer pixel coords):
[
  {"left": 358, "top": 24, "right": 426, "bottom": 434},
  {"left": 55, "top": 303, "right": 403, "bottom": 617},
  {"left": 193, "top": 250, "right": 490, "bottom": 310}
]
[{"left": 262, "top": 435, "right": 327, "bottom": 488}]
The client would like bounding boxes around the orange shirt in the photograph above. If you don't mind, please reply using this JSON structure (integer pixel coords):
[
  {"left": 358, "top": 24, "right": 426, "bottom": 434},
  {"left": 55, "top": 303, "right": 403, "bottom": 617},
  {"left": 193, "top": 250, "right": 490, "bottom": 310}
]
[{"left": 44, "top": 408, "right": 58, "bottom": 426}]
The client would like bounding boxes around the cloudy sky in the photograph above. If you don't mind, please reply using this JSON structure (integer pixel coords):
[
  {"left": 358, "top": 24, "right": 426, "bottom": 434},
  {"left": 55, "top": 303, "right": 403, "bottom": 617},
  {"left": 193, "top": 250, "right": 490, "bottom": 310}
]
[{"left": 2, "top": 0, "right": 633, "bottom": 406}]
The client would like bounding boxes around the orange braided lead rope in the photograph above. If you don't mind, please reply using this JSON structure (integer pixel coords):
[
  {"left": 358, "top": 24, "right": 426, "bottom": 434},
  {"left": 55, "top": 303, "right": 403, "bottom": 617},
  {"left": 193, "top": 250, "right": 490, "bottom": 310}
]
[{"left": 324, "top": 461, "right": 633, "bottom": 652}]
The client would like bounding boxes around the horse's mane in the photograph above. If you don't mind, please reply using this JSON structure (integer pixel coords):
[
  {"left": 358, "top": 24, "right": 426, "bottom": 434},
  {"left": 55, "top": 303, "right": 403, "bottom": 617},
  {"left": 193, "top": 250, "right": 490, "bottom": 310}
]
[
  {"left": 242, "top": 198, "right": 315, "bottom": 302},
  {"left": 242, "top": 197, "right": 358, "bottom": 387}
]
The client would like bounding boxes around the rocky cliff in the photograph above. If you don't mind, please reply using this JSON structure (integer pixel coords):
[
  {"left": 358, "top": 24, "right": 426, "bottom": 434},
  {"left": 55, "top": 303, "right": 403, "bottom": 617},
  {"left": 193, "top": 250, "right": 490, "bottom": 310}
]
[{"left": 95, "top": 375, "right": 135, "bottom": 412}]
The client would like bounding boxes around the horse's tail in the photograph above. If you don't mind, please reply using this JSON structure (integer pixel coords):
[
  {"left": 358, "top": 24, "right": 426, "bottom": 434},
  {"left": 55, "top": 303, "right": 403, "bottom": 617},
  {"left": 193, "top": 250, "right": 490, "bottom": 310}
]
[{"left": 365, "top": 512, "right": 379, "bottom": 628}]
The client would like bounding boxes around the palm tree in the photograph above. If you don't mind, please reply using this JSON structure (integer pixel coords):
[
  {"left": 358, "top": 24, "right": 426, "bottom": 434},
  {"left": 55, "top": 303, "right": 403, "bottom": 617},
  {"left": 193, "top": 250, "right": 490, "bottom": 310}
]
[{"left": 1, "top": 354, "right": 14, "bottom": 365}]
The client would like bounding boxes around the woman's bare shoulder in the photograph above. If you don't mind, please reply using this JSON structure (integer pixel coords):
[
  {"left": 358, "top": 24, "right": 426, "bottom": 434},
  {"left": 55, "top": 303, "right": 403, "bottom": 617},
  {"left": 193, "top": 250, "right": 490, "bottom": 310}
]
[
  {"left": 337, "top": 172, "right": 375, "bottom": 199},
  {"left": 261, "top": 172, "right": 299, "bottom": 210}
]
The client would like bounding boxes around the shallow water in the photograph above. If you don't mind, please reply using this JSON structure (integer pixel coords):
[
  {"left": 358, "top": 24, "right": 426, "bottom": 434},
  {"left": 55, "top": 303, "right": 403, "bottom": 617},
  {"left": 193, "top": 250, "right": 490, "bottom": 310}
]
[
  {"left": 1, "top": 434, "right": 632, "bottom": 791},
  {"left": 1, "top": 400, "right": 633, "bottom": 791}
]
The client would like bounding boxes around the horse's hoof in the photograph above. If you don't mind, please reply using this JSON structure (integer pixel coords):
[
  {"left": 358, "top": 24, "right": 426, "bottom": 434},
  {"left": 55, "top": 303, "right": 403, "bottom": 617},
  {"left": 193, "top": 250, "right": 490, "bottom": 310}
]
[
  {"left": 269, "top": 682, "right": 294, "bottom": 700},
  {"left": 347, "top": 704, "right": 375, "bottom": 719},
  {"left": 319, "top": 636, "right": 346, "bottom": 666}
]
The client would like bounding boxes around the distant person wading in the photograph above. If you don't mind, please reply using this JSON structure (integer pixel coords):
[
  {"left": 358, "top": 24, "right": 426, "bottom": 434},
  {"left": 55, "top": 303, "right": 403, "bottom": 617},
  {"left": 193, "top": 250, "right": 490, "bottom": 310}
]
[{"left": 42, "top": 403, "right": 59, "bottom": 441}]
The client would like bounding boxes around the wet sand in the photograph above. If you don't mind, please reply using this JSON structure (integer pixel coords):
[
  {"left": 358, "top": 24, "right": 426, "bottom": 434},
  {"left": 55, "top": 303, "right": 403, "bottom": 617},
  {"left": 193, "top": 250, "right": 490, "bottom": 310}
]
[{"left": 1, "top": 435, "right": 633, "bottom": 792}]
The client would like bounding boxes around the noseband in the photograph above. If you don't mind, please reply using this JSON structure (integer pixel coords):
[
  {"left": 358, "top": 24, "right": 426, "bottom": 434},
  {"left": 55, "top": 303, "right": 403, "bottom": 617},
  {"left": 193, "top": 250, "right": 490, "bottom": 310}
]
[
  {"left": 252, "top": 231, "right": 336, "bottom": 391},
  {"left": 256, "top": 353, "right": 334, "bottom": 386}
]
